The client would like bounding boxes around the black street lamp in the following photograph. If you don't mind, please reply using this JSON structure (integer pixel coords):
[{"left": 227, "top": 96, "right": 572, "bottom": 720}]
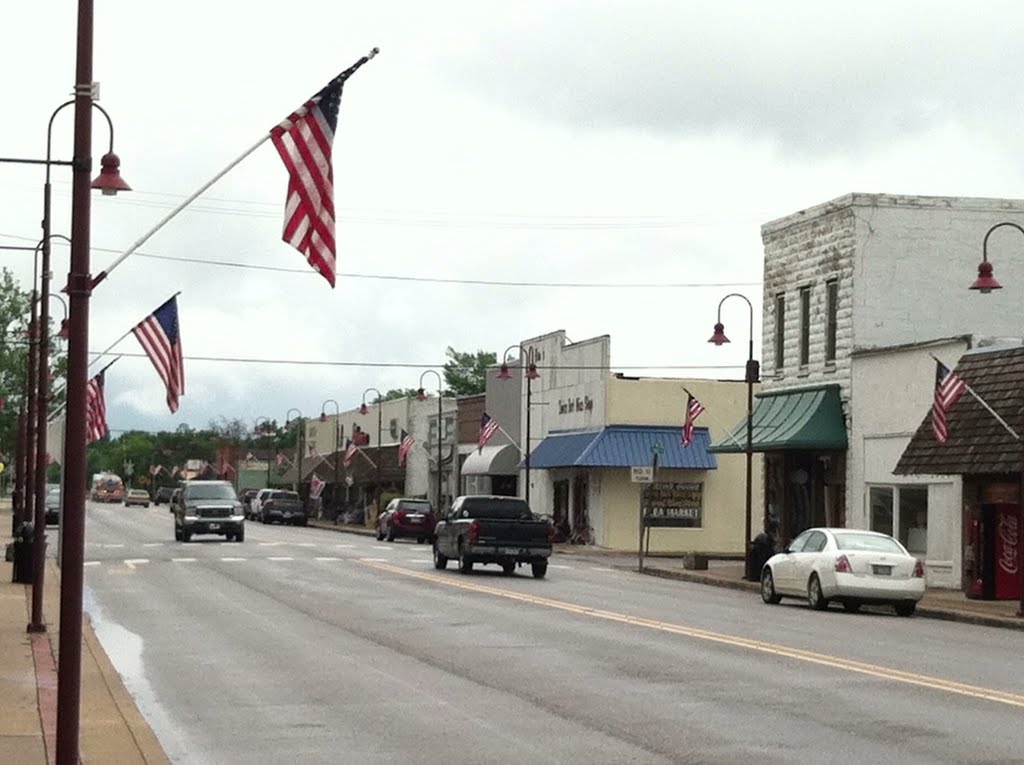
[
  {"left": 360, "top": 388, "right": 383, "bottom": 520},
  {"left": 497, "top": 344, "right": 540, "bottom": 506},
  {"left": 709, "top": 293, "right": 760, "bottom": 581},
  {"left": 320, "top": 398, "right": 340, "bottom": 516},
  {"left": 969, "top": 221, "right": 1024, "bottom": 618},
  {"left": 417, "top": 371, "right": 445, "bottom": 514}
]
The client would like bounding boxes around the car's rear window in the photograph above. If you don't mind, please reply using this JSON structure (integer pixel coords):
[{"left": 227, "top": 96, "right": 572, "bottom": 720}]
[
  {"left": 397, "top": 501, "right": 432, "bottom": 513},
  {"left": 271, "top": 491, "right": 299, "bottom": 500},
  {"left": 834, "top": 533, "right": 905, "bottom": 554},
  {"left": 459, "top": 498, "right": 533, "bottom": 520}
]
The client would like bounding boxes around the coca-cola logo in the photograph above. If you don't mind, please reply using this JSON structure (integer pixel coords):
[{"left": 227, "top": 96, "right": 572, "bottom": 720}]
[{"left": 997, "top": 512, "right": 1019, "bottom": 576}]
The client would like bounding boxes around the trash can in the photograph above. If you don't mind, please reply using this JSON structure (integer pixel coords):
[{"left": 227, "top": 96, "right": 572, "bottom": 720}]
[{"left": 11, "top": 521, "right": 34, "bottom": 584}]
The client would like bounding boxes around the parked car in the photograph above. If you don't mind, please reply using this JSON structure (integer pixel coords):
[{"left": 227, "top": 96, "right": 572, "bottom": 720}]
[
  {"left": 433, "top": 495, "right": 553, "bottom": 578},
  {"left": 248, "top": 488, "right": 274, "bottom": 521},
  {"left": 259, "top": 490, "right": 306, "bottom": 525},
  {"left": 154, "top": 486, "right": 174, "bottom": 506},
  {"left": 240, "top": 488, "right": 260, "bottom": 517},
  {"left": 172, "top": 480, "right": 245, "bottom": 542},
  {"left": 376, "top": 498, "right": 436, "bottom": 543},
  {"left": 760, "top": 527, "right": 925, "bottom": 616},
  {"left": 124, "top": 488, "right": 151, "bottom": 508},
  {"left": 45, "top": 486, "right": 61, "bottom": 526}
]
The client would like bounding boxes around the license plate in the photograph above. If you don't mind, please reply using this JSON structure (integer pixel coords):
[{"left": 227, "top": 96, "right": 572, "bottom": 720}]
[
  {"left": 208, "top": 523, "right": 220, "bottom": 530},
  {"left": 872, "top": 564, "right": 892, "bottom": 576},
  {"left": 501, "top": 547, "right": 526, "bottom": 556}
]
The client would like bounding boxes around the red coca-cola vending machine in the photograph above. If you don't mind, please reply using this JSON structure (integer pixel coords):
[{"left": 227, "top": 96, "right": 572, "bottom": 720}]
[{"left": 968, "top": 503, "right": 1021, "bottom": 600}]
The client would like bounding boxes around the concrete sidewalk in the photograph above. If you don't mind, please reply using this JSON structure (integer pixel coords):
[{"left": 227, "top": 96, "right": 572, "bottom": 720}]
[{"left": 0, "top": 505, "right": 169, "bottom": 764}]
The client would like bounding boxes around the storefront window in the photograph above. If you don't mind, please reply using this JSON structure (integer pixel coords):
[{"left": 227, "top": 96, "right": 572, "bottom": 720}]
[{"left": 870, "top": 487, "right": 894, "bottom": 536}]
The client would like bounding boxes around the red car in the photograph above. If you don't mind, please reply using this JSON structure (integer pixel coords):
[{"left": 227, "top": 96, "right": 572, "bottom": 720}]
[{"left": 376, "top": 498, "right": 436, "bottom": 543}]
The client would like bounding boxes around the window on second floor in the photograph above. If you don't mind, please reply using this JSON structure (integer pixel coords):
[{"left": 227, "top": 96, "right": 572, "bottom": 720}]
[
  {"left": 774, "top": 292, "right": 785, "bottom": 372},
  {"left": 799, "top": 286, "right": 811, "bottom": 367},
  {"left": 825, "top": 279, "right": 838, "bottom": 363},
  {"left": 389, "top": 418, "right": 399, "bottom": 439}
]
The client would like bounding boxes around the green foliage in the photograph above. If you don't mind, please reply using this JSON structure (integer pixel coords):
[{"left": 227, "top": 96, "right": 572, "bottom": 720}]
[
  {"left": 0, "top": 269, "right": 31, "bottom": 461},
  {"left": 442, "top": 346, "right": 497, "bottom": 397},
  {"left": 380, "top": 388, "right": 419, "bottom": 401}
]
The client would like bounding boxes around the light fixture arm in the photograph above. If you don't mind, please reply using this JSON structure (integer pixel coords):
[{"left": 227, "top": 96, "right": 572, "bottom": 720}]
[{"left": 982, "top": 222, "right": 1024, "bottom": 265}]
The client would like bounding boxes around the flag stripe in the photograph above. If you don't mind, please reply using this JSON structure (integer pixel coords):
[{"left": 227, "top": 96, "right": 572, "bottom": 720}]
[
  {"left": 132, "top": 296, "right": 184, "bottom": 413},
  {"left": 682, "top": 394, "right": 705, "bottom": 447},
  {"left": 932, "top": 360, "right": 966, "bottom": 443},
  {"left": 85, "top": 372, "right": 107, "bottom": 443}
]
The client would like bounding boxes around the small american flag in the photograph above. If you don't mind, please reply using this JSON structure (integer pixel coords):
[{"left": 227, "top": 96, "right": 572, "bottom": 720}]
[
  {"left": 275, "top": 452, "right": 287, "bottom": 467},
  {"left": 342, "top": 439, "right": 358, "bottom": 467},
  {"left": 682, "top": 394, "right": 705, "bottom": 447},
  {"left": 398, "top": 429, "right": 415, "bottom": 466},
  {"left": 132, "top": 295, "right": 184, "bottom": 413},
  {"left": 270, "top": 52, "right": 376, "bottom": 288},
  {"left": 149, "top": 464, "right": 163, "bottom": 476},
  {"left": 932, "top": 360, "right": 966, "bottom": 443},
  {"left": 245, "top": 451, "right": 255, "bottom": 464},
  {"left": 310, "top": 474, "right": 326, "bottom": 500},
  {"left": 478, "top": 412, "right": 499, "bottom": 453},
  {"left": 85, "top": 371, "right": 108, "bottom": 443}
]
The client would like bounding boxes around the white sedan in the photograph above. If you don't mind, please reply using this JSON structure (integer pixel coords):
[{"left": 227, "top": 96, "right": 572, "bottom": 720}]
[{"left": 760, "top": 527, "right": 925, "bottom": 616}]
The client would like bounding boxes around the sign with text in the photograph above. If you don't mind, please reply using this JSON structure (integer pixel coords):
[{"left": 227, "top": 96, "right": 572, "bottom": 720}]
[
  {"left": 631, "top": 466, "right": 654, "bottom": 483},
  {"left": 642, "top": 482, "right": 703, "bottom": 528}
]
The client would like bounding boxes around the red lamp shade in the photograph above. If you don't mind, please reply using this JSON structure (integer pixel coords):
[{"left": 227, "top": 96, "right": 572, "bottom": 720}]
[
  {"left": 708, "top": 322, "right": 730, "bottom": 345},
  {"left": 359, "top": 403, "right": 368, "bottom": 415},
  {"left": 496, "top": 363, "right": 512, "bottom": 380},
  {"left": 525, "top": 362, "right": 540, "bottom": 380},
  {"left": 58, "top": 319, "right": 70, "bottom": 339},
  {"left": 90, "top": 152, "right": 131, "bottom": 196},
  {"left": 416, "top": 387, "right": 427, "bottom": 401},
  {"left": 970, "top": 261, "right": 1002, "bottom": 293}
]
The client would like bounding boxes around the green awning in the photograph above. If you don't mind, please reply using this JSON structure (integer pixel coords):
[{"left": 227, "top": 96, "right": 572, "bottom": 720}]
[{"left": 709, "top": 384, "right": 847, "bottom": 453}]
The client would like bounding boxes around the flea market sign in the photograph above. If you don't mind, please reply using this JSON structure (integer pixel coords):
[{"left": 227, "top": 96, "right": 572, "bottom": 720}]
[{"left": 642, "top": 482, "right": 703, "bottom": 528}]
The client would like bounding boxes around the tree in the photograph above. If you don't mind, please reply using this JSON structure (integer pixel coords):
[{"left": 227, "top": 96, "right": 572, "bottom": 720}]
[
  {"left": 380, "top": 388, "right": 419, "bottom": 402},
  {"left": 442, "top": 346, "right": 497, "bottom": 396},
  {"left": 0, "top": 269, "right": 31, "bottom": 462}
]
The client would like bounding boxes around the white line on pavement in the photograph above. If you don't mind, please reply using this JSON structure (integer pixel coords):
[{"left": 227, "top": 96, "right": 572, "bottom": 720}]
[
  {"left": 220, "top": 557, "right": 246, "bottom": 562},
  {"left": 172, "top": 558, "right": 197, "bottom": 563},
  {"left": 258, "top": 542, "right": 281, "bottom": 547},
  {"left": 293, "top": 543, "right": 316, "bottom": 548},
  {"left": 590, "top": 567, "right": 616, "bottom": 572},
  {"left": 315, "top": 557, "right": 342, "bottom": 562},
  {"left": 267, "top": 557, "right": 294, "bottom": 562},
  {"left": 405, "top": 559, "right": 431, "bottom": 564},
  {"left": 335, "top": 544, "right": 355, "bottom": 548},
  {"left": 124, "top": 559, "right": 150, "bottom": 567},
  {"left": 371, "top": 546, "right": 392, "bottom": 551},
  {"left": 359, "top": 558, "right": 388, "bottom": 562},
  {"left": 142, "top": 543, "right": 163, "bottom": 547},
  {"left": 549, "top": 565, "right": 571, "bottom": 569},
  {"left": 84, "top": 561, "right": 100, "bottom": 567}
]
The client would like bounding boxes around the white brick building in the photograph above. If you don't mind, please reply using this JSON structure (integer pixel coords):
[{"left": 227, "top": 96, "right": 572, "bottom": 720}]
[{"left": 717, "top": 193, "right": 1024, "bottom": 587}]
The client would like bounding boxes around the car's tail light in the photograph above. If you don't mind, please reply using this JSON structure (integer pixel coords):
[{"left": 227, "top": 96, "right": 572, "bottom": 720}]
[
  {"left": 394, "top": 509, "right": 405, "bottom": 521},
  {"left": 468, "top": 520, "right": 480, "bottom": 543},
  {"left": 834, "top": 554, "right": 852, "bottom": 573},
  {"left": 913, "top": 559, "right": 925, "bottom": 578}
]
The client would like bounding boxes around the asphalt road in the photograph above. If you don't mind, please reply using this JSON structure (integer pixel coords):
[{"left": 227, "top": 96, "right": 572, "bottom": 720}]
[{"left": 77, "top": 500, "right": 1024, "bottom": 765}]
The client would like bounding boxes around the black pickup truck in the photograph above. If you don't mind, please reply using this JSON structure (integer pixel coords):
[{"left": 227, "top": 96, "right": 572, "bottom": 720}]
[{"left": 433, "top": 495, "right": 552, "bottom": 578}]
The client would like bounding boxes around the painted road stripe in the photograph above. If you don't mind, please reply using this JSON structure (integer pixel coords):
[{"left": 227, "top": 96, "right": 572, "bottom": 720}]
[
  {"left": 359, "top": 558, "right": 388, "bottom": 562},
  {"left": 335, "top": 544, "right": 355, "bottom": 548},
  {"left": 590, "top": 567, "right": 616, "bottom": 572},
  {"left": 84, "top": 561, "right": 100, "bottom": 567},
  {"left": 172, "top": 558, "right": 197, "bottom": 563},
  {"left": 549, "top": 565, "right": 572, "bottom": 570},
  {"left": 258, "top": 542, "right": 281, "bottom": 547},
  {"left": 267, "top": 557, "right": 294, "bottom": 562},
  {"left": 360, "top": 560, "right": 1024, "bottom": 710},
  {"left": 143, "top": 543, "right": 163, "bottom": 548},
  {"left": 315, "top": 557, "right": 342, "bottom": 562},
  {"left": 124, "top": 559, "right": 149, "bottom": 569},
  {"left": 293, "top": 543, "right": 316, "bottom": 548},
  {"left": 371, "top": 546, "right": 392, "bottom": 551},
  {"left": 220, "top": 557, "right": 246, "bottom": 562}
]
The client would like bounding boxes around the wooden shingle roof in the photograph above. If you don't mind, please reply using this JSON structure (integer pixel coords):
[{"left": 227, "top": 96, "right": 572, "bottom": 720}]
[{"left": 894, "top": 345, "right": 1024, "bottom": 476}]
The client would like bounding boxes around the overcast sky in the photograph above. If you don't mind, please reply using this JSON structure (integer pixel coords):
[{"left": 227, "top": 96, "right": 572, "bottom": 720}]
[{"left": 4, "top": 1, "right": 1024, "bottom": 436}]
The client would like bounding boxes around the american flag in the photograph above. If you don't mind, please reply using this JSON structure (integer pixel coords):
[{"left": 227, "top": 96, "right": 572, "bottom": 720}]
[
  {"left": 132, "top": 295, "right": 184, "bottom": 413},
  {"left": 245, "top": 451, "right": 255, "bottom": 464},
  {"left": 270, "top": 52, "right": 376, "bottom": 288},
  {"left": 275, "top": 452, "right": 287, "bottom": 467},
  {"left": 932, "top": 360, "right": 966, "bottom": 443},
  {"left": 310, "top": 474, "right": 326, "bottom": 500},
  {"left": 478, "top": 412, "right": 499, "bottom": 453},
  {"left": 149, "top": 464, "right": 163, "bottom": 476},
  {"left": 342, "top": 439, "right": 358, "bottom": 467},
  {"left": 398, "top": 429, "right": 415, "bottom": 466},
  {"left": 85, "top": 371, "right": 108, "bottom": 443},
  {"left": 682, "top": 393, "right": 705, "bottom": 447}
]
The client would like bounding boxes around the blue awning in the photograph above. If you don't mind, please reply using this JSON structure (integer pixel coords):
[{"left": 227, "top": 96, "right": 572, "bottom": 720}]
[{"left": 527, "top": 426, "right": 717, "bottom": 470}]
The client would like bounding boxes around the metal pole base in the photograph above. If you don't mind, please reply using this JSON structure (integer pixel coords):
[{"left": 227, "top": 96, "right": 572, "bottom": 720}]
[{"left": 27, "top": 622, "right": 47, "bottom": 633}]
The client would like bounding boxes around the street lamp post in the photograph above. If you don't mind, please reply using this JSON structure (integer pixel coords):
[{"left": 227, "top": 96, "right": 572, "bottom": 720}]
[
  {"left": 497, "top": 344, "right": 540, "bottom": 506},
  {"left": 968, "top": 220, "right": 1024, "bottom": 617},
  {"left": 321, "top": 399, "right": 340, "bottom": 517},
  {"left": 254, "top": 417, "right": 273, "bottom": 488},
  {"left": 286, "top": 408, "right": 303, "bottom": 495},
  {"left": 709, "top": 293, "right": 760, "bottom": 581},
  {"left": 417, "top": 372, "right": 444, "bottom": 515},
  {"left": 360, "top": 389, "right": 383, "bottom": 520}
]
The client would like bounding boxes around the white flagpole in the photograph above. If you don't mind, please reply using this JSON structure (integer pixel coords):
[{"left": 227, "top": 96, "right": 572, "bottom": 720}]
[{"left": 930, "top": 353, "right": 1020, "bottom": 441}]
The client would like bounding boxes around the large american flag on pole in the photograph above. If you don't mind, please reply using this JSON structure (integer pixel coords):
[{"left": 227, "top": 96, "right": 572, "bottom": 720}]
[
  {"left": 932, "top": 360, "right": 966, "bottom": 443},
  {"left": 85, "top": 371, "right": 107, "bottom": 443},
  {"left": 270, "top": 50, "right": 378, "bottom": 288},
  {"left": 478, "top": 412, "right": 499, "bottom": 453},
  {"left": 682, "top": 393, "right": 705, "bottom": 447},
  {"left": 398, "top": 429, "right": 415, "bottom": 466},
  {"left": 342, "top": 439, "right": 358, "bottom": 467},
  {"left": 132, "top": 295, "right": 185, "bottom": 413}
]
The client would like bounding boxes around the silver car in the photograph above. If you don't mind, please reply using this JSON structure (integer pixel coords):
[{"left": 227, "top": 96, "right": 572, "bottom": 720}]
[{"left": 760, "top": 527, "right": 925, "bottom": 616}]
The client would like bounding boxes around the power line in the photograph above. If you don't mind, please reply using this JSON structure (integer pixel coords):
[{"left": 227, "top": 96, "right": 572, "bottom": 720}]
[
  {"left": 0, "top": 232, "right": 762, "bottom": 289},
  {"left": 93, "top": 350, "right": 745, "bottom": 372}
]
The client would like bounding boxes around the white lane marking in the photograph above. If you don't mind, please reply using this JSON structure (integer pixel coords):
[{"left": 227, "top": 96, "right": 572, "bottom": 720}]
[
  {"left": 267, "top": 557, "right": 294, "bottom": 562},
  {"left": 172, "top": 558, "right": 197, "bottom": 563},
  {"left": 293, "top": 543, "right": 316, "bottom": 548},
  {"left": 550, "top": 565, "right": 572, "bottom": 570},
  {"left": 359, "top": 558, "right": 388, "bottom": 562},
  {"left": 590, "top": 567, "right": 616, "bottom": 572},
  {"left": 104, "top": 544, "right": 125, "bottom": 549},
  {"left": 405, "top": 559, "right": 431, "bottom": 564},
  {"left": 258, "top": 542, "right": 281, "bottom": 547},
  {"left": 220, "top": 557, "right": 246, "bottom": 562},
  {"left": 143, "top": 543, "right": 163, "bottom": 548},
  {"left": 124, "top": 559, "right": 150, "bottom": 570},
  {"left": 84, "top": 561, "right": 100, "bottom": 567},
  {"left": 335, "top": 544, "right": 355, "bottom": 548},
  {"left": 371, "top": 545, "right": 393, "bottom": 551},
  {"left": 315, "top": 557, "right": 342, "bottom": 562}
]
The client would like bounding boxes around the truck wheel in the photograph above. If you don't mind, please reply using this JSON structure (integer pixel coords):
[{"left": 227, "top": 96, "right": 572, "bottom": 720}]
[
  {"left": 501, "top": 561, "right": 515, "bottom": 575},
  {"left": 531, "top": 562, "right": 548, "bottom": 579},
  {"left": 235, "top": 527, "right": 245, "bottom": 543},
  {"left": 458, "top": 544, "right": 473, "bottom": 574},
  {"left": 433, "top": 543, "right": 448, "bottom": 570},
  {"left": 182, "top": 528, "right": 192, "bottom": 543}
]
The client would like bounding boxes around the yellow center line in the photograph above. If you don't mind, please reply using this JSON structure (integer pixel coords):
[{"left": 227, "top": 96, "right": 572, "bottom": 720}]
[{"left": 360, "top": 560, "right": 1024, "bottom": 709}]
